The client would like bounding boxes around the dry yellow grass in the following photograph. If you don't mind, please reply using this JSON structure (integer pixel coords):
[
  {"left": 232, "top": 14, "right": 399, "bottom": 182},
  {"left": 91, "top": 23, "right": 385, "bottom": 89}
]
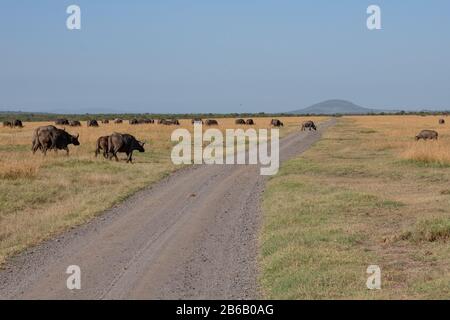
[
  {"left": 0, "top": 116, "right": 326, "bottom": 265},
  {"left": 347, "top": 115, "right": 450, "bottom": 165},
  {"left": 260, "top": 115, "right": 450, "bottom": 299}
]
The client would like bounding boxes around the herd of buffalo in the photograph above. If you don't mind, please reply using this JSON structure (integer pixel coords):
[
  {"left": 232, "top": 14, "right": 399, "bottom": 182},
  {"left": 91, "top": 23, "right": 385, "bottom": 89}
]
[
  {"left": 2, "top": 117, "right": 446, "bottom": 163},
  {"left": 2, "top": 118, "right": 290, "bottom": 163}
]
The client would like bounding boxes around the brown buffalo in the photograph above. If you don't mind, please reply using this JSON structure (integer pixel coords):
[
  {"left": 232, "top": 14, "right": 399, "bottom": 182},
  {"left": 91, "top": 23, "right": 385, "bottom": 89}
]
[
  {"left": 235, "top": 119, "right": 245, "bottom": 125},
  {"left": 69, "top": 120, "right": 81, "bottom": 127},
  {"left": 301, "top": 120, "right": 317, "bottom": 131},
  {"left": 270, "top": 119, "right": 284, "bottom": 127},
  {"left": 415, "top": 130, "right": 438, "bottom": 141},
  {"left": 108, "top": 132, "right": 145, "bottom": 163},
  {"left": 32, "top": 125, "right": 80, "bottom": 155},
  {"left": 95, "top": 135, "right": 110, "bottom": 158}
]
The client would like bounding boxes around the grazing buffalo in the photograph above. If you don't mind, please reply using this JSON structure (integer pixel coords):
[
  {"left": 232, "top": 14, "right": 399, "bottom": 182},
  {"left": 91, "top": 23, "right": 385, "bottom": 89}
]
[
  {"left": 245, "top": 119, "right": 255, "bottom": 125},
  {"left": 55, "top": 118, "right": 69, "bottom": 125},
  {"left": 143, "top": 119, "right": 154, "bottom": 124},
  {"left": 439, "top": 119, "right": 445, "bottom": 124},
  {"left": 271, "top": 119, "right": 284, "bottom": 127},
  {"left": 159, "top": 119, "right": 179, "bottom": 125},
  {"left": 13, "top": 120, "right": 23, "bottom": 128},
  {"left": 95, "top": 135, "right": 110, "bottom": 158},
  {"left": 69, "top": 120, "right": 81, "bottom": 127},
  {"left": 192, "top": 118, "right": 203, "bottom": 124},
  {"left": 87, "top": 119, "right": 99, "bottom": 127},
  {"left": 32, "top": 125, "right": 80, "bottom": 155},
  {"left": 301, "top": 120, "right": 317, "bottom": 131},
  {"left": 235, "top": 119, "right": 245, "bottom": 125},
  {"left": 205, "top": 119, "right": 218, "bottom": 126},
  {"left": 114, "top": 118, "right": 123, "bottom": 124},
  {"left": 3, "top": 121, "right": 13, "bottom": 128},
  {"left": 415, "top": 130, "right": 438, "bottom": 141},
  {"left": 108, "top": 132, "right": 145, "bottom": 163},
  {"left": 129, "top": 119, "right": 139, "bottom": 125},
  {"left": 102, "top": 119, "right": 110, "bottom": 124}
]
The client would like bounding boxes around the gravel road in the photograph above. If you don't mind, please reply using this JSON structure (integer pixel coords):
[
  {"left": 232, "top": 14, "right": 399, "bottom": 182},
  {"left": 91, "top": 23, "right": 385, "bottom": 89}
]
[{"left": 0, "top": 119, "right": 335, "bottom": 299}]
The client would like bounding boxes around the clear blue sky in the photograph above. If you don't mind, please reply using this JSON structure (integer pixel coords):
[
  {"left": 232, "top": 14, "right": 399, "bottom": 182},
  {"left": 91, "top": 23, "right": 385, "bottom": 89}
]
[{"left": 1, "top": 0, "right": 449, "bottom": 113}]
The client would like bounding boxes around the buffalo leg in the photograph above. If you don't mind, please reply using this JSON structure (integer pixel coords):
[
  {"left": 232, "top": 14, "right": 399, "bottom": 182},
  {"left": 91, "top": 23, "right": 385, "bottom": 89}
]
[{"left": 126, "top": 152, "right": 133, "bottom": 163}]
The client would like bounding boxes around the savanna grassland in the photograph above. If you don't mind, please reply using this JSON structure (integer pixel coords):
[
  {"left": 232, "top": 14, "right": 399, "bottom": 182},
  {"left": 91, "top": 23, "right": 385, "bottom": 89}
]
[
  {"left": 0, "top": 116, "right": 324, "bottom": 265},
  {"left": 260, "top": 115, "right": 450, "bottom": 299}
]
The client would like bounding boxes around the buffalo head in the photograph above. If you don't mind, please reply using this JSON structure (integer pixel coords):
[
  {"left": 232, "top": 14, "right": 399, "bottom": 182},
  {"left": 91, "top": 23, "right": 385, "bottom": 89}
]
[
  {"left": 136, "top": 141, "right": 145, "bottom": 152},
  {"left": 71, "top": 133, "right": 80, "bottom": 146}
]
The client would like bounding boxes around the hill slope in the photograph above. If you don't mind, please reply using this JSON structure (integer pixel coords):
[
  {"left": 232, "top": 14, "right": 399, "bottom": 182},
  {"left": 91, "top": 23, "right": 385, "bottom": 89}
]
[{"left": 290, "top": 99, "right": 382, "bottom": 115}]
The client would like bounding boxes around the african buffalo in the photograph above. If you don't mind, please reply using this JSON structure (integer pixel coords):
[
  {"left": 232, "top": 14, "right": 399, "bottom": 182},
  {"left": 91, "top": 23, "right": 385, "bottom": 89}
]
[
  {"left": 13, "top": 120, "right": 23, "bottom": 128},
  {"left": 114, "top": 118, "right": 123, "bottom": 124},
  {"left": 102, "top": 119, "right": 110, "bottom": 124},
  {"left": 95, "top": 135, "right": 110, "bottom": 158},
  {"left": 108, "top": 132, "right": 145, "bottom": 163},
  {"left": 235, "top": 119, "right": 245, "bottom": 125},
  {"left": 439, "top": 119, "right": 445, "bottom": 124},
  {"left": 69, "top": 120, "right": 81, "bottom": 127},
  {"left": 271, "top": 119, "right": 284, "bottom": 127},
  {"left": 245, "top": 119, "right": 255, "bottom": 125},
  {"left": 301, "top": 120, "right": 317, "bottom": 131},
  {"left": 192, "top": 118, "right": 203, "bottom": 124},
  {"left": 3, "top": 121, "right": 13, "bottom": 128},
  {"left": 32, "top": 125, "right": 80, "bottom": 155},
  {"left": 129, "top": 119, "right": 139, "bottom": 125},
  {"left": 87, "top": 119, "right": 99, "bottom": 127},
  {"left": 205, "top": 119, "right": 218, "bottom": 126},
  {"left": 415, "top": 130, "right": 438, "bottom": 141},
  {"left": 159, "top": 119, "right": 179, "bottom": 125},
  {"left": 55, "top": 119, "right": 69, "bottom": 125}
]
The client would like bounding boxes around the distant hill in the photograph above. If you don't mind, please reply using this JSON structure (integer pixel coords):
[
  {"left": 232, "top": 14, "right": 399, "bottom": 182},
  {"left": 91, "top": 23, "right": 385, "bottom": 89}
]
[{"left": 289, "top": 99, "right": 385, "bottom": 115}]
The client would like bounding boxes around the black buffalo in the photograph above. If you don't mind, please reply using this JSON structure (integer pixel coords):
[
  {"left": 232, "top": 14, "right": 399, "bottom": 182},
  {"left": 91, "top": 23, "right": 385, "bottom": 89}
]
[
  {"left": 108, "top": 132, "right": 145, "bottom": 163},
  {"left": 235, "top": 119, "right": 245, "bottom": 125},
  {"left": 245, "top": 119, "right": 255, "bottom": 125},
  {"left": 159, "top": 119, "right": 179, "bottom": 125},
  {"left": 13, "top": 120, "right": 23, "bottom": 128},
  {"left": 192, "top": 118, "right": 203, "bottom": 124},
  {"left": 205, "top": 119, "right": 218, "bottom": 126},
  {"left": 3, "top": 121, "right": 13, "bottom": 128},
  {"left": 87, "top": 119, "right": 99, "bottom": 127},
  {"left": 55, "top": 119, "right": 69, "bottom": 125}
]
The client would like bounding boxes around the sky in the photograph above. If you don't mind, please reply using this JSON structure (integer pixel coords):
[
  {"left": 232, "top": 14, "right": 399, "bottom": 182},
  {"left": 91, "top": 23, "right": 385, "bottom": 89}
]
[{"left": 0, "top": 0, "right": 449, "bottom": 114}]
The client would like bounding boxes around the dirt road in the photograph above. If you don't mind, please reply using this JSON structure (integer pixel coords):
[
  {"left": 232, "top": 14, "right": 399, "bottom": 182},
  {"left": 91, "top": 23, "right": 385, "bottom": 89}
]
[{"left": 0, "top": 120, "right": 335, "bottom": 299}]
